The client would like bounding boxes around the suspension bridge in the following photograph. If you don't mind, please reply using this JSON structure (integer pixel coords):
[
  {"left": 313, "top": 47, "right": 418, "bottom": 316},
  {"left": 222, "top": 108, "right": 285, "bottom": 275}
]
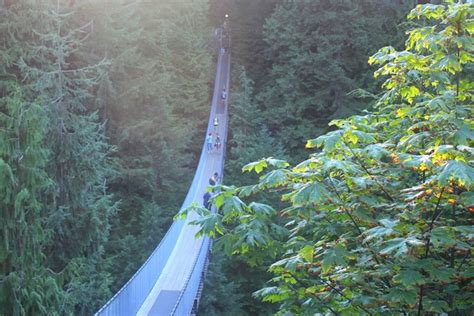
[{"left": 95, "top": 31, "right": 231, "bottom": 316}]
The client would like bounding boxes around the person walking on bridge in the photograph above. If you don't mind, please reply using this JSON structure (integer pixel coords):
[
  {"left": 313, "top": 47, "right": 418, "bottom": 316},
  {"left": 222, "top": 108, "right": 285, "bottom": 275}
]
[
  {"left": 209, "top": 172, "right": 219, "bottom": 186},
  {"left": 214, "top": 133, "right": 221, "bottom": 151},
  {"left": 203, "top": 191, "right": 212, "bottom": 210},
  {"left": 213, "top": 117, "right": 219, "bottom": 136},
  {"left": 206, "top": 133, "right": 213, "bottom": 153},
  {"left": 221, "top": 87, "right": 227, "bottom": 106}
]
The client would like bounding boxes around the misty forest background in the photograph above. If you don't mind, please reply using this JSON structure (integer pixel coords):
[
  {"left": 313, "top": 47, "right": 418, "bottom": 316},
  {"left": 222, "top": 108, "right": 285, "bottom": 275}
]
[{"left": 1, "top": 0, "right": 472, "bottom": 315}]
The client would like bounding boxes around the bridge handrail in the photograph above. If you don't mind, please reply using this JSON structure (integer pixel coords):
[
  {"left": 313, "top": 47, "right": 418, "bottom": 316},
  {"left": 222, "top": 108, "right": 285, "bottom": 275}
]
[{"left": 170, "top": 236, "right": 211, "bottom": 315}]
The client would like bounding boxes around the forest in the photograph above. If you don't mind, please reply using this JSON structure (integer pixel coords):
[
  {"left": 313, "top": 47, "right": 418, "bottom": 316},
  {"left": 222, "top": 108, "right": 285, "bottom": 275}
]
[{"left": 0, "top": 0, "right": 472, "bottom": 315}]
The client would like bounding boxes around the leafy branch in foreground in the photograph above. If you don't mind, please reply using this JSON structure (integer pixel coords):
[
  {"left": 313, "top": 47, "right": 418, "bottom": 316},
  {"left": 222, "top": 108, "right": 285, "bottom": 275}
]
[{"left": 182, "top": 2, "right": 474, "bottom": 314}]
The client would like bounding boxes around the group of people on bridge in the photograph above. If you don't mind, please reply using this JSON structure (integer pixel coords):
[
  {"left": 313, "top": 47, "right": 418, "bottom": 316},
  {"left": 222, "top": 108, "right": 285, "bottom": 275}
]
[
  {"left": 202, "top": 28, "right": 228, "bottom": 216},
  {"left": 206, "top": 131, "right": 221, "bottom": 153}
]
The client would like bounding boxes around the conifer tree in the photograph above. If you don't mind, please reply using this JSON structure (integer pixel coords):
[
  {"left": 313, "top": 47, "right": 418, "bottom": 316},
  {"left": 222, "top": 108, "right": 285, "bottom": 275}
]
[
  {"left": 258, "top": 0, "right": 410, "bottom": 160},
  {"left": 1, "top": 0, "right": 216, "bottom": 312},
  {"left": 226, "top": 67, "right": 286, "bottom": 186},
  {"left": 15, "top": 1, "right": 116, "bottom": 313},
  {"left": 78, "top": 0, "right": 214, "bottom": 293},
  {"left": 0, "top": 3, "right": 69, "bottom": 313},
  {"left": 0, "top": 82, "right": 67, "bottom": 315}
]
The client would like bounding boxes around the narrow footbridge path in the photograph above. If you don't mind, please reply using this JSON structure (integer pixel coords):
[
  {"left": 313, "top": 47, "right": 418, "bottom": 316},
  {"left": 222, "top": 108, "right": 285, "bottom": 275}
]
[{"left": 95, "top": 39, "right": 231, "bottom": 316}]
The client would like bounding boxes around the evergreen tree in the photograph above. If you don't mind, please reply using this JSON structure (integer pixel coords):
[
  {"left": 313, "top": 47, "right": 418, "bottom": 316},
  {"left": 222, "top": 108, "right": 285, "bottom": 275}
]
[
  {"left": 0, "top": 3, "right": 69, "bottom": 313},
  {"left": 226, "top": 67, "right": 286, "bottom": 187},
  {"left": 258, "top": 0, "right": 411, "bottom": 161},
  {"left": 0, "top": 0, "right": 217, "bottom": 312},
  {"left": 78, "top": 0, "right": 214, "bottom": 293},
  {"left": 0, "top": 82, "right": 66, "bottom": 315},
  {"left": 197, "top": 252, "right": 246, "bottom": 316},
  {"left": 13, "top": 1, "right": 117, "bottom": 313},
  {"left": 223, "top": 0, "right": 279, "bottom": 89}
]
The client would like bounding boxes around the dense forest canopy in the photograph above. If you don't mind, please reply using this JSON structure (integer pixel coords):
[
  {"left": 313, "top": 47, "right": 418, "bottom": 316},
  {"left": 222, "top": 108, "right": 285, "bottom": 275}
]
[
  {"left": 1, "top": 0, "right": 210, "bottom": 314},
  {"left": 0, "top": 0, "right": 472, "bottom": 315}
]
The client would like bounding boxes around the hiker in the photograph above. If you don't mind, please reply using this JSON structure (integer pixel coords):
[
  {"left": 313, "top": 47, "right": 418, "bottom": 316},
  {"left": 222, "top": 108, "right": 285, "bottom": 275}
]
[
  {"left": 221, "top": 88, "right": 227, "bottom": 100},
  {"left": 206, "top": 133, "right": 213, "bottom": 152},
  {"left": 213, "top": 117, "right": 219, "bottom": 135},
  {"left": 221, "top": 87, "right": 227, "bottom": 105},
  {"left": 203, "top": 191, "right": 212, "bottom": 210},
  {"left": 209, "top": 172, "right": 219, "bottom": 186},
  {"left": 214, "top": 135, "right": 221, "bottom": 151}
]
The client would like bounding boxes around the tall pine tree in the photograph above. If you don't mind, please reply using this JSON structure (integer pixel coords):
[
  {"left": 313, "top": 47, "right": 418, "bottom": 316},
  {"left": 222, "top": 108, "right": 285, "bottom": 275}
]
[{"left": 14, "top": 1, "right": 117, "bottom": 313}]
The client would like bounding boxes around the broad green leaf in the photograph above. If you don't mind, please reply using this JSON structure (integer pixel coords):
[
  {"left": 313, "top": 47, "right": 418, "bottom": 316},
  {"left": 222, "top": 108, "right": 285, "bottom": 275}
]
[
  {"left": 380, "top": 218, "right": 398, "bottom": 229},
  {"left": 243, "top": 228, "right": 265, "bottom": 247},
  {"left": 352, "top": 207, "right": 376, "bottom": 223},
  {"left": 344, "top": 129, "right": 376, "bottom": 145},
  {"left": 214, "top": 192, "right": 226, "bottom": 209},
  {"left": 238, "top": 184, "right": 259, "bottom": 197},
  {"left": 306, "top": 130, "right": 343, "bottom": 151},
  {"left": 321, "top": 246, "right": 351, "bottom": 273},
  {"left": 322, "top": 159, "right": 360, "bottom": 174},
  {"left": 348, "top": 177, "right": 373, "bottom": 190},
  {"left": 380, "top": 238, "right": 408, "bottom": 256},
  {"left": 400, "top": 85, "right": 420, "bottom": 103},
  {"left": 266, "top": 158, "right": 290, "bottom": 169},
  {"left": 254, "top": 286, "right": 289, "bottom": 303},
  {"left": 398, "top": 132, "right": 430, "bottom": 151},
  {"left": 430, "top": 227, "right": 456, "bottom": 248},
  {"left": 364, "top": 144, "right": 390, "bottom": 160},
  {"left": 299, "top": 245, "right": 314, "bottom": 262},
  {"left": 453, "top": 225, "right": 474, "bottom": 238},
  {"left": 223, "top": 196, "right": 246, "bottom": 213},
  {"left": 427, "top": 266, "right": 456, "bottom": 282},
  {"left": 285, "top": 182, "right": 329, "bottom": 206},
  {"left": 453, "top": 125, "right": 474, "bottom": 145},
  {"left": 437, "top": 160, "right": 474, "bottom": 189},
  {"left": 270, "top": 255, "right": 301, "bottom": 272},
  {"left": 258, "top": 169, "right": 288, "bottom": 188},
  {"left": 466, "top": 19, "right": 474, "bottom": 34},
  {"left": 408, "top": 4, "right": 445, "bottom": 21},
  {"left": 383, "top": 288, "right": 418, "bottom": 305},
  {"left": 242, "top": 159, "right": 268, "bottom": 174},
  {"left": 249, "top": 202, "right": 275, "bottom": 217},
  {"left": 294, "top": 157, "right": 319, "bottom": 172},
  {"left": 363, "top": 226, "right": 393, "bottom": 243},
  {"left": 190, "top": 212, "right": 223, "bottom": 238},
  {"left": 394, "top": 269, "right": 424, "bottom": 287}
]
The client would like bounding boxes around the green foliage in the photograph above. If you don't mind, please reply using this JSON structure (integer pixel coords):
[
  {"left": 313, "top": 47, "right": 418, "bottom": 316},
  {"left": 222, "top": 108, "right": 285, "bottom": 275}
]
[
  {"left": 0, "top": 0, "right": 214, "bottom": 313},
  {"left": 13, "top": 3, "right": 118, "bottom": 313},
  {"left": 0, "top": 3, "right": 71, "bottom": 314},
  {"left": 0, "top": 81, "right": 65, "bottom": 314},
  {"left": 220, "top": 0, "right": 279, "bottom": 88},
  {"left": 200, "top": 250, "right": 277, "bottom": 315},
  {"left": 225, "top": 67, "right": 287, "bottom": 187},
  {"left": 197, "top": 252, "right": 246, "bottom": 316},
  {"left": 187, "top": 2, "right": 474, "bottom": 314},
  {"left": 80, "top": 0, "right": 213, "bottom": 295},
  {"left": 254, "top": 0, "right": 411, "bottom": 161}
]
